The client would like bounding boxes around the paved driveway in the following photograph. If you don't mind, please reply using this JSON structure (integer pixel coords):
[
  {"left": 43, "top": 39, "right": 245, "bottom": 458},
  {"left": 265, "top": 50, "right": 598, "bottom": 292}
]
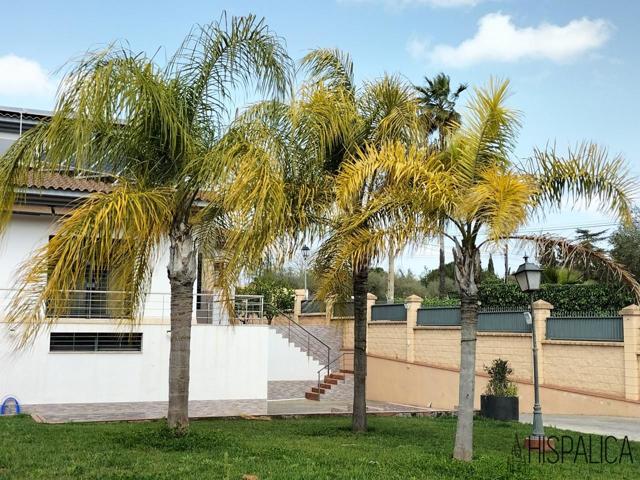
[{"left": 520, "top": 414, "right": 640, "bottom": 441}]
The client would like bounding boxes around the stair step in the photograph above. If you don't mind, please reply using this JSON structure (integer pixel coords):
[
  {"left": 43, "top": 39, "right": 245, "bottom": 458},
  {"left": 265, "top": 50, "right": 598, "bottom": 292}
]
[
  {"left": 323, "top": 377, "right": 338, "bottom": 385},
  {"left": 340, "top": 369, "right": 354, "bottom": 374},
  {"left": 305, "top": 391, "right": 320, "bottom": 401},
  {"left": 319, "top": 382, "right": 333, "bottom": 390},
  {"left": 328, "top": 373, "right": 345, "bottom": 380},
  {"left": 311, "top": 387, "right": 326, "bottom": 394}
]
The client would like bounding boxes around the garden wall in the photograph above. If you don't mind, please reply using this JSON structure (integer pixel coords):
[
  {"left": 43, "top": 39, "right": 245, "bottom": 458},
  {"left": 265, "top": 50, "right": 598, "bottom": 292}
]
[{"left": 308, "top": 294, "right": 640, "bottom": 416}]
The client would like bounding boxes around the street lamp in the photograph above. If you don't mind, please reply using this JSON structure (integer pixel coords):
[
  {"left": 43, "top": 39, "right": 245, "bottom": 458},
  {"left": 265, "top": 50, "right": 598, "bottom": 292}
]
[
  {"left": 514, "top": 255, "right": 550, "bottom": 451},
  {"left": 301, "top": 245, "right": 310, "bottom": 300}
]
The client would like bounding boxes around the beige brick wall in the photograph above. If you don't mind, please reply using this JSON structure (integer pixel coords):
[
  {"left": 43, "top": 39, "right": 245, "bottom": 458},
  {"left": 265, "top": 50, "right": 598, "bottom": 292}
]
[
  {"left": 414, "top": 327, "right": 459, "bottom": 367},
  {"left": 368, "top": 323, "right": 407, "bottom": 360},
  {"left": 543, "top": 341, "right": 625, "bottom": 397},
  {"left": 476, "top": 333, "right": 533, "bottom": 382}
]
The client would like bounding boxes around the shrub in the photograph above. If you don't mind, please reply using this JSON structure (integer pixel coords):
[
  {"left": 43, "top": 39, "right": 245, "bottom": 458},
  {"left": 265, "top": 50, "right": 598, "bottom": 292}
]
[
  {"left": 237, "top": 277, "right": 294, "bottom": 321},
  {"left": 478, "top": 282, "right": 633, "bottom": 312},
  {"left": 484, "top": 358, "right": 518, "bottom": 397}
]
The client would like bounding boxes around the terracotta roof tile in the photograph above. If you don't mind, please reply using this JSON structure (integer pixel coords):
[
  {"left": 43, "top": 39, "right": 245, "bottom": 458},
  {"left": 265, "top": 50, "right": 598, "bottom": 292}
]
[{"left": 22, "top": 172, "right": 113, "bottom": 194}]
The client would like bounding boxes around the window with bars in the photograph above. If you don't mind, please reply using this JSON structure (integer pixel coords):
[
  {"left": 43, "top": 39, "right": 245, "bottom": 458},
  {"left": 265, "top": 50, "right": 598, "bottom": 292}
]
[{"left": 49, "top": 332, "right": 143, "bottom": 352}]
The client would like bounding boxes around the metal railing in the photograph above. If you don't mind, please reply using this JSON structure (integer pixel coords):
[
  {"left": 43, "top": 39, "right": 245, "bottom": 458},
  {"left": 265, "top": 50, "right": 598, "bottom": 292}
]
[
  {"left": 269, "top": 304, "right": 331, "bottom": 369},
  {"left": 0, "top": 289, "right": 264, "bottom": 325},
  {"left": 317, "top": 351, "right": 354, "bottom": 390}
]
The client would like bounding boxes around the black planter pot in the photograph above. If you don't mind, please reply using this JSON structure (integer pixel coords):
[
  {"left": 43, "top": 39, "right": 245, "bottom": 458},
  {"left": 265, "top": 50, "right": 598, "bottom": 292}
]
[{"left": 480, "top": 395, "right": 519, "bottom": 421}]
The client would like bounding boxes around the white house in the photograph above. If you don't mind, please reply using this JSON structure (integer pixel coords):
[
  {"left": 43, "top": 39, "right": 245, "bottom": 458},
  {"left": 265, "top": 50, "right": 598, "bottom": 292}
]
[{"left": 0, "top": 106, "right": 340, "bottom": 419}]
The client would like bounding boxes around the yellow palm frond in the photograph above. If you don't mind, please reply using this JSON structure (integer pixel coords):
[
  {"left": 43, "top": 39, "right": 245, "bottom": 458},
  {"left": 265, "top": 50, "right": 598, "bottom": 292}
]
[{"left": 6, "top": 186, "right": 174, "bottom": 343}]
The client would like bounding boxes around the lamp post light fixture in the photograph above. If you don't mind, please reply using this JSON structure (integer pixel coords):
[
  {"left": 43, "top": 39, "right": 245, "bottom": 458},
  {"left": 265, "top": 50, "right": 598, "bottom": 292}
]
[
  {"left": 301, "top": 245, "right": 310, "bottom": 300},
  {"left": 514, "top": 255, "right": 553, "bottom": 451}
]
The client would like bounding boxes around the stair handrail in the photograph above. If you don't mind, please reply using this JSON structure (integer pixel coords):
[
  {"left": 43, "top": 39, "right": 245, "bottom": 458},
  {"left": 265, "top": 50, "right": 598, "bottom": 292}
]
[
  {"left": 266, "top": 304, "right": 331, "bottom": 369},
  {"left": 316, "top": 351, "right": 353, "bottom": 390}
]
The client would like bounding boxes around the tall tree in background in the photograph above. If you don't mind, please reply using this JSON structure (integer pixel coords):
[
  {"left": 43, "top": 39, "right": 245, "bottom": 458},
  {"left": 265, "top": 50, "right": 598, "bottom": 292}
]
[
  {"left": 415, "top": 73, "right": 467, "bottom": 298},
  {"left": 611, "top": 208, "right": 640, "bottom": 281},
  {"left": 331, "top": 79, "right": 639, "bottom": 460},
  {"left": 0, "top": 14, "right": 290, "bottom": 434}
]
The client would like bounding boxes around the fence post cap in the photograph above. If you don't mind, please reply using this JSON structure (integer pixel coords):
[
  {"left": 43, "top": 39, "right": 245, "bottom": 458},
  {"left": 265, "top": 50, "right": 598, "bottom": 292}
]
[
  {"left": 367, "top": 293, "right": 378, "bottom": 300},
  {"left": 619, "top": 304, "right": 640, "bottom": 315},
  {"left": 405, "top": 294, "right": 423, "bottom": 303},
  {"left": 532, "top": 299, "right": 553, "bottom": 310}
]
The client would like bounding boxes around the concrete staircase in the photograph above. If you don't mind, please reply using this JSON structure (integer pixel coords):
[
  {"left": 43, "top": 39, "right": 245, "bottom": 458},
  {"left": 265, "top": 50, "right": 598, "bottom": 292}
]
[
  {"left": 270, "top": 325, "right": 341, "bottom": 367},
  {"left": 304, "top": 370, "right": 353, "bottom": 401}
]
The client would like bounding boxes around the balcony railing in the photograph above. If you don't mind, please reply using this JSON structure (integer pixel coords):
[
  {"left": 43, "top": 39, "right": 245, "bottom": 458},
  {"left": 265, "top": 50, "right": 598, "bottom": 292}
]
[{"left": 0, "top": 289, "right": 264, "bottom": 325}]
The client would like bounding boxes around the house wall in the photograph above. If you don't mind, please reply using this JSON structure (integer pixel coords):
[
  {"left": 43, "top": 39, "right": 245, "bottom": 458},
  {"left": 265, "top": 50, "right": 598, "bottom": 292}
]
[{"left": 0, "top": 323, "right": 268, "bottom": 405}]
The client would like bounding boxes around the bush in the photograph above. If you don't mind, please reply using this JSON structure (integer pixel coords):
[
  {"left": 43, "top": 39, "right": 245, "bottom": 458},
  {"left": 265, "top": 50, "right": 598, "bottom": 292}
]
[
  {"left": 478, "top": 282, "right": 633, "bottom": 312},
  {"left": 484, "top": 358, "right": 518, "bottom": 397},
  {"left": 237, "top": 277, "right": 294, "bottom": 321}
]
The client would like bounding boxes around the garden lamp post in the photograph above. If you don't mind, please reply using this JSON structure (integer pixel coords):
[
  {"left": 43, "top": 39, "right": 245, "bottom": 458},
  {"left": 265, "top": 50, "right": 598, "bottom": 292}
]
[
  {"left": 302, "top": 245, "right": 310, "bottom": 300},
  {"left": 514, "top": 255, "right": 549, "bottom": 450}
]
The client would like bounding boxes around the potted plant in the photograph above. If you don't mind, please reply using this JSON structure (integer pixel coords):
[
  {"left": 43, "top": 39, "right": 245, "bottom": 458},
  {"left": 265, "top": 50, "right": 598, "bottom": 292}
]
[{"left": 480, "top": 358, "right": 519, "bottom": 421}]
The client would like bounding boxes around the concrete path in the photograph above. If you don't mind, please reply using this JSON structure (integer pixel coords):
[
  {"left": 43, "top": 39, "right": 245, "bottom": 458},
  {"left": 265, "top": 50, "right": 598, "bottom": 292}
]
[
  {"left": 267, "top": 398, "right": 434, "bottom": 416},
  {"left": 23, "top": 399, "right": 436, "bottom": 423},
  {"left": 520, "top": 414, "right": 640, "bottom": 441}
]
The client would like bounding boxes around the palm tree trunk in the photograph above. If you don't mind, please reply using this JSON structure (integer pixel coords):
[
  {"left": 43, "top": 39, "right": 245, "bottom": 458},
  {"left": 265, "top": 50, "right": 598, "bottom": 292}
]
[
  {"left": 452, "top": 244, "right": 480, "bottom": 461},
  {"left": 352, "top": 262, "right": 369, "bottom": 433},
  {"left": 167, "top": 223, "right": 197, "bottom": 434},
  {"left": 387, "top": 241, "right": 395, "bottom": 303},
  {"left": 438, "top": 232, "right": 446, "bottom": 298}
]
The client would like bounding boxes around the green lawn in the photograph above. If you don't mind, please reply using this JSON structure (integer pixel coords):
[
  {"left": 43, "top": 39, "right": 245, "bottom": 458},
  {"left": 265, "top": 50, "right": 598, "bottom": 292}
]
[{"left": 0, "top": 414, "right": 637, "bottom": 479}]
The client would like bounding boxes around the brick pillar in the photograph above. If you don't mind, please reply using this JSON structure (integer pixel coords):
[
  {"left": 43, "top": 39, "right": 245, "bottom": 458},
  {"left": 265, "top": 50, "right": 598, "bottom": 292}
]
[
  {"left": 325, "top": 295, "right": 336, "bottom": 324},
  {"left": 532, "top": 299, "right": 553, "bottom": 385},
  {"left": 620, "top": 304, "right": 640, "bottom": 401},
  {"left": 366, "top": 293, "right": 377, "bottom": 322},
  {"left": 365, "top": 293, "right": 377, "bottom": 354},
  {"left": 405, "top": 294, "right": 422, "bottom": 363},
  {"left": 293, "top": 289, "right": 306, "bottom": 323}
]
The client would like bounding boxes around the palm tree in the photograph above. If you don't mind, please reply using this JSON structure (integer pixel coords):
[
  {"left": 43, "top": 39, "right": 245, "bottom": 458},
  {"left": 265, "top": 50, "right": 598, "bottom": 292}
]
[
  {"left": 0, "top": 14, "right": 290, "bottom": 434},
  {"left": 222, "top": 49, "right": 422, "bottom": 432},
  {"left": 328, "top": 79, "right": 639, "bottom": 459},
  {"left": 415, "top": 73, "right": 467, "bottom": 299}
]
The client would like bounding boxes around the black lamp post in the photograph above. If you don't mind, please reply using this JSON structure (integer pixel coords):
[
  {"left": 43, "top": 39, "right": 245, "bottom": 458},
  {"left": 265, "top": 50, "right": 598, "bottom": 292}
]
[
  {"left": 514, "top": 255, "right": 548, "bottom": 449},
  {"left": 301, "top": 245, "right": 310, "bottom": 300}
]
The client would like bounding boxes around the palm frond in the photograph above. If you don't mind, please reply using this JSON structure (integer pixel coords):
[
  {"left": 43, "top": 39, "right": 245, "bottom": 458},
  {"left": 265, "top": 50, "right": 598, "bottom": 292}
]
[
  {"left": 511, "top": 234, "right": 640, "bottom": 302},
  {"left": 301, "top": 48, "right": 355, "bottom": 95},
  {"left": 528, "top": 142, "right": 638, "bottom": 224},
  {"left": 6, "top": 186, "right": 174, "bottom": 343}
]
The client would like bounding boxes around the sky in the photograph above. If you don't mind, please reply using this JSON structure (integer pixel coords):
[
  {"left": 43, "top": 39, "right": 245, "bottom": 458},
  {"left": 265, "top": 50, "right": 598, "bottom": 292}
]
[{"left": 1, "top": 0, "right": 638, "bottom": 277}]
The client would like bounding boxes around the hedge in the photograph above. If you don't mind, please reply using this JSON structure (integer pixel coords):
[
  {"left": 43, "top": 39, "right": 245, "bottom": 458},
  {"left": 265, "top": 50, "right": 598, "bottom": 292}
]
[{"left": 421, "top": 282, "right": 634, "bottom": 313}]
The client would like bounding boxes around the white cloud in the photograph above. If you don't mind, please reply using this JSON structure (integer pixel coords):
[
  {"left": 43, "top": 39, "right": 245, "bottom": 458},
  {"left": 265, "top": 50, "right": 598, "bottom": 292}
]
[
  {"left": 0, "top": 54, "right": 55, "bottom": 97},
  {"left": 408, "top": 13, "right": 612, "bottom": 67},
  {"left": 339, "top": 0, "right": 484, "bottom": 8}
]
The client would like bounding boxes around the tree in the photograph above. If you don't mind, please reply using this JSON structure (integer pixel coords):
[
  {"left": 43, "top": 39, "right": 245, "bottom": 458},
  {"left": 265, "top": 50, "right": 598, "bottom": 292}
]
[
  {"left": 487, "top": 255, "right": 495, "bottom": 276},
  {"left": 225, "top": 49, "right": 422, "bottom": 432},
  {"left": 611, "top": 208, "right": 640, "bottom": 281},
  {"left": 0, "top": 14, "right": 290, "bottom": 434},
  {"left": 415, "top": 73, "right": 467, "bottom": 299},
  {"left": 331, "top": 79, "right": 639, "bottom": 460}
]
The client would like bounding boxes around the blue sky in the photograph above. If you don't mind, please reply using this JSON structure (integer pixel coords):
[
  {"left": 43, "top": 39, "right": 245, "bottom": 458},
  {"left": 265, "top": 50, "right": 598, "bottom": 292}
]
[{"left": 1, "top": 0, "right": 638, "bottom": 275}]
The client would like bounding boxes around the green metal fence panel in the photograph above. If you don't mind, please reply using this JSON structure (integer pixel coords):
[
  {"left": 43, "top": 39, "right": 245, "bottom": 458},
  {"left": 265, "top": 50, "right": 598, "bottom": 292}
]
[
  {"left": 417, "top": 307, "right": 530, "bottom": 332},
  {"left": 546, "top": 316, "right": 623, "bottom": 342},
  {"left": 301, "top": 300, "right": 326, "bottom": 314},
  {"left": 417, "top": 307, "right": 461, "bottom": 326},
  {"left": 332, "top": 301, "right": 354, "bottom": 317},
  {"left": 371, "top": 303, "right": 407, "bottom": 322},
  {"left": 478, "top": 310, "right": 530, "bottom": 333}
]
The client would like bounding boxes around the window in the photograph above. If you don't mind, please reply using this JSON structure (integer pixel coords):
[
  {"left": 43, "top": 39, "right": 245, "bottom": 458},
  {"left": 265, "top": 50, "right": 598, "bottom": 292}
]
[
  {"left": 49, "top": 332, "right": 143, "bottom": 352},
  {"left": 47, "top": 235, "right": 126, "bottom": 319}
]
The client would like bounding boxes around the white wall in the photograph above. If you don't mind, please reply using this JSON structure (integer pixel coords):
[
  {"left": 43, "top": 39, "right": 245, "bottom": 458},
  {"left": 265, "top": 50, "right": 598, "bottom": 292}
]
[
  {"left": 0, "top": 324, "right": 268, "bottom": 405},
  {"left": 267, "top": 329, "right": 321, "bottom": 381}
]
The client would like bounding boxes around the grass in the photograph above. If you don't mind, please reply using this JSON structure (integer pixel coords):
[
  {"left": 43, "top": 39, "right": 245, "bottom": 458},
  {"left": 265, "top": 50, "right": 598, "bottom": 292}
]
[{"left": 0, "top": 414, "right": 638, "bottom": 479}]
